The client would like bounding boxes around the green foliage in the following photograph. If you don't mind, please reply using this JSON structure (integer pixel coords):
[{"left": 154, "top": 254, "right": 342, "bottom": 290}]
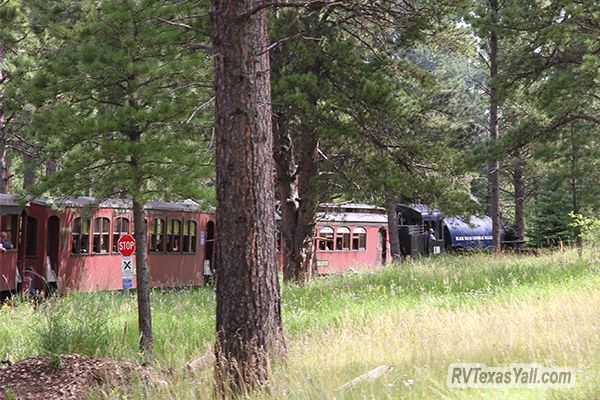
[
  {"left": 20, "top": 0, "right": 214, "bottom": 204},
  {"left": 527, "top": 178, "right": 574, "bottom": 247},
  {"left": 48, "top": 353, "right": 62, "bottom": 370},
  {"left": 3, "top": 388, "right": 17, "bottom": 400},
  {"left": 269, "top": 7, "right": 483, "bottom": 213},
  {"left": 570, "top": 212, "right": 600, "bottom": 245},
  {"left": 35, "top": 297, "right": 112, "bottom": 357}
]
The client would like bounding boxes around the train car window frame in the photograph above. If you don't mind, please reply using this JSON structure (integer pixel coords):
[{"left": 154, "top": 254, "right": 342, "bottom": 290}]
[
  {"left": 150, "top": 218, "right": 165, "bottom": 253},
  {"left": 167, "top": 219, "right": 182, "bottom": 253},
  {"left": 1, "top": 214, "right": 18, "bottom": 250},
  {"left": 182, "top": 220, "right": 197, "bottom": 253},
  {"left": 317, "top": 226, "right": 334, "bottom": 251},
  {"left": 112, "top": 217, "right": 130, "bottom": 253},
  {"left": 93, "top": 217, "right": 111, "bottom": 254},
  {"left": 352, "top": 227, "right": 367, "bottom": 251},
  {"left": 71, "top": 217, "right": 90, "bottom": 255},
  {"left": 276, "top": 229, "right": 281, "bottom": 252},
  {"left": 335, "top": 227, "right": 351, "bottom": 251}
]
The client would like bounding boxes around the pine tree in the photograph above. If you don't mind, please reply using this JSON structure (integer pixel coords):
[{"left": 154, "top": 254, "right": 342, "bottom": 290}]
[{"left": 23, "top": 0, "right": 214, "bottom": 359}]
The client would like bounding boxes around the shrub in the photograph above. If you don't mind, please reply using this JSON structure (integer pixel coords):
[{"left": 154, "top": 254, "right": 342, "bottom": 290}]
[{"left": 35, "top": 298, "right": 112, "bottom": 357}]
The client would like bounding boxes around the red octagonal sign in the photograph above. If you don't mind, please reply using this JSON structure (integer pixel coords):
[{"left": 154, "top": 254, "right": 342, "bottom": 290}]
[{"left": 117, "top": 234, "right": 136, "bottom": 257}]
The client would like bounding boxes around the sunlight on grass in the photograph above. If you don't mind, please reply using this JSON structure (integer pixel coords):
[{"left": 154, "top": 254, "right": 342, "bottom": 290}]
[{"left": 0, "top": 250, "right": 598, "bottom": 399}]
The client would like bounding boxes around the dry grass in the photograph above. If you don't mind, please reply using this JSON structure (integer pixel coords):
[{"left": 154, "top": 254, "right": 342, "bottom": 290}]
[
  {"left": 272, "top": 285, "right": 600, "bottom": 399},
  {"left": 2, "top": 251, "right": 599, "bottom": 399}
]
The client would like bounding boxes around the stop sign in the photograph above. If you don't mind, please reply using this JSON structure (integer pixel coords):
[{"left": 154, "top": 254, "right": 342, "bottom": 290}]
[{"left": 117, "top": 234, "right": 136, "bottom": 257}]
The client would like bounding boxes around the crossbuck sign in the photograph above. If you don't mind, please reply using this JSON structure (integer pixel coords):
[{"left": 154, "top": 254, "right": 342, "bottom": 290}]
[{"left": 117, "top": 235, "right": 136, "bottom": 288}]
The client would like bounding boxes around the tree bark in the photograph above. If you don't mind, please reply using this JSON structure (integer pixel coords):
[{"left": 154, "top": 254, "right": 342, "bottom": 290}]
[
  {"left": 274, "top": 121, "right": 320, "bottom": 284},
  {"left": 513, "top": 153, "right": 525, "bottom": 240},
  {"left": 22, "top": 153, "right": 36, "bottom": 190},
  {"left": 127, "top": 74, "right": 153, "bottom": 359},
  {"left": 212, "top": 0, "right": 286, "bottom": 395},
  {"left": 132, "top": 198, "right": 153, "bottom": 359},
  {"left": 488, "top": 0, "right": 502, "bottom": 251},
  {"left": 570, "top": 123, "right": 582, "bottom": 255},
  {"left": 385, "top": 195, "right": 401, "bottom": 261},
  {"left": 0, "top": 47, "right": 11, "bottom": 194},
  {"left": 45, "top": 160, "right": 58, "bottom": 177}
]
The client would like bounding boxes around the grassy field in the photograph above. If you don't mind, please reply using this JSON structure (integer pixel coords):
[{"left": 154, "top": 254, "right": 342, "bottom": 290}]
[{"left": 1, "top": 250, "right": 599, "bottom": 399}]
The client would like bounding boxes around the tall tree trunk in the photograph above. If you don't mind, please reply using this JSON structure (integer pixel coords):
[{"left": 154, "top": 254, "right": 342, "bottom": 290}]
[
  {"left": 132, "top": 197, "right": 153, "bottom": 359},
  {"left": 570, "top": 123, "right": 582, "bottom": 255},
  {"left": 488, "top": 0, "right": 502, "bottom": 251},
  {"left": 45, "top": 160, "right": 58, "bottom": 177},
  {"left": 22, "top": 153, "right": 36, "bottom": 190},
  {"left": 274, "top": 121, "right": 320, "bottom": 284},
  {"left": 212, "top": 0, "right": 286, "bottom": 395},
  {"left": 513, "top": 153, "right": 525, "bottom": 241},
  {"left": 0, "top": 47, "right": 11, "bottom": 194},
  {"left": 385, "top": 194, "right": 401, "bottom": 261},
  {"left": 128, "top": 75, "right": 153, "bottom": 358},
  {"left": 0, "top": 137, "right": 9, "bottom": 194}
]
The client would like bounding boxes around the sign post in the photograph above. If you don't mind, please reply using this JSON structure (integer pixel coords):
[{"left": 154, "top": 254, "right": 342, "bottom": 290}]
[{"left": 117, "top": 234, "right": 136, "bottom": 290}]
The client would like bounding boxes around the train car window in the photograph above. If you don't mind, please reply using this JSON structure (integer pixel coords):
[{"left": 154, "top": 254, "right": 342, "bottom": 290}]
[
  {"left": 71, "top": 217, "right": 90, "bottom": 255},
  {"left": 113, "top": 217, "right": 130, "bottom": 253},
  {"left": 25, "top": 217, "right": 37, "bottom": 256},
  {"left": 352, "top": 227, "right": 367, "bottom": 250},
  {"left": 335, "top": 227, "right": 351, "bottom": 251},
  {"left": 182, "top": 221, "right": 197, "bottom": 253},
  {"left": 150, "top": 218, "right": 165, "bottom": 252},
  {"left": 182, "top": 221, "right": 189, "bottom": 252},
  {"left": 190, "top": 221, "right": 197, "bottom": 252},
  {"left": 1, "top": 214, "right": 18, "bottom": 249},
  {"left": 276, "top": 230, "right": 281, "bottom": 252},
  {"left": 93, "top": 217, "right": 110, "bottom": 254},
  {"left": 167, "top": 219, "right": 182, "bottom": 252},
  {"left": 318, "top": 227, "right": 334, "bottom": 251}
]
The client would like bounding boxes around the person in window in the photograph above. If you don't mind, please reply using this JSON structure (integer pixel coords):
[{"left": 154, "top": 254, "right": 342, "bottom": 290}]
[
  {"left": 0, "top": 232, "right": 13, "bottom": 250},
  {"left": 428, "top": 228, "right": 436, "bottom": 241}
]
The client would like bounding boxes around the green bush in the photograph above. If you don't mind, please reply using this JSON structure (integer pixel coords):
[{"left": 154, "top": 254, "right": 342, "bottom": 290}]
[{"left": 35, "top": 297, "right": 112, "bottom": 357}]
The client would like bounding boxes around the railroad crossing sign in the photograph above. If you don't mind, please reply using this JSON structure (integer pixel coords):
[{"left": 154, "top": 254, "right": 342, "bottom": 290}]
[
  {"left": 121, "top": 256, "right": 134, "bottom": 278},
  {"left": 117, "top": 234, "right": 136, "bottom": 257}
]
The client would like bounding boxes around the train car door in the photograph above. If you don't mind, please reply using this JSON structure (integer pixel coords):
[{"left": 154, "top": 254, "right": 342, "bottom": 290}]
[
  {"left": 378, "top": 228, "right": 387, "bottom": 265},
  {"left": 203, "top": 221, "right": 215, "bottom": 284},
  {"left": 46, "top": 216, "right": 60, "bottom": 292}
]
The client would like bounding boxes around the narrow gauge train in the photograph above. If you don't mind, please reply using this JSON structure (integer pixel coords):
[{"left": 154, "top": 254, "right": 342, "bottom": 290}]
[
  {"left": 0, "top": 195, "right": 215, "bottom": 297},
  {"left": 0, "top": 196, "right": 497, "bottom": 297},
  {"left": 0, "top": 198, "right": 392, "bottom": 296},
  {"left": 396, "top": 203, "right": 495, "bottom": 257}
]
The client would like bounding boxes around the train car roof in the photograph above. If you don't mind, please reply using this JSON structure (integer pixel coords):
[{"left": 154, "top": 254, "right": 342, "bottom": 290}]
[
  {"left": 396, "top": 203, "right": 442, "bottom": 221},
  {"left": 319, "top": 203, "right": 386, "bottom": 213},
  {"left": 30, "top": 196, "right": 213, "bottom": 213},
  {"left": 0, "top": 193, "right": 28, "bottom": 214},
  {"left": 443, "top": 215, "right": 493, "bottom": 249},
  {"left": 316, "top": 211, "right": 388, "bottom": 225}
]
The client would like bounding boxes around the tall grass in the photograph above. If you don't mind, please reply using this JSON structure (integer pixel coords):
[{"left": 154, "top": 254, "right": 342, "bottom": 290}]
[{"left": 0, "top": 250, "right": 598, "bottom": 399}]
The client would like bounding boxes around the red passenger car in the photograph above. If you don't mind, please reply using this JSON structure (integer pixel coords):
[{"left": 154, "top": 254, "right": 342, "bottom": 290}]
[
  {"left": 1, "top": 197, "right": 391, "bottom": 298},
  {"left": 313, "top": 204, "right": 391, "bottom": 274},
  {"left": 0, "top": 194, "right": 28, "bottom": 299},
  {"left": 0, "top": 196, "right": 215, "bottom": 296}
]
